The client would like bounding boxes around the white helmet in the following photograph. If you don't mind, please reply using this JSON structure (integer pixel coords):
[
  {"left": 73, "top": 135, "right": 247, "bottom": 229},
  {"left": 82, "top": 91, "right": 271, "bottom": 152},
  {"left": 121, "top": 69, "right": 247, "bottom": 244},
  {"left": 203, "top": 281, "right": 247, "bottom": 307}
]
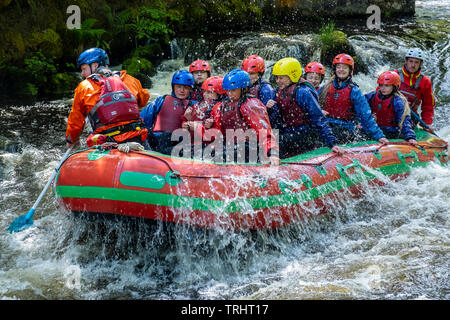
[{"left": 405, "top": 47, "right": 425, "bottom": 61}]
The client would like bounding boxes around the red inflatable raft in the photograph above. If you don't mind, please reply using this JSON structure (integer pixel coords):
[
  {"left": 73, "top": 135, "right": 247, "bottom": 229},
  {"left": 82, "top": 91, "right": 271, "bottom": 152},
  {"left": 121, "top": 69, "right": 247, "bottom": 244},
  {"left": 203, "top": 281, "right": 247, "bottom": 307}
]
[{"left": 54, "top": 129, "right": 448, "bottom": 231}]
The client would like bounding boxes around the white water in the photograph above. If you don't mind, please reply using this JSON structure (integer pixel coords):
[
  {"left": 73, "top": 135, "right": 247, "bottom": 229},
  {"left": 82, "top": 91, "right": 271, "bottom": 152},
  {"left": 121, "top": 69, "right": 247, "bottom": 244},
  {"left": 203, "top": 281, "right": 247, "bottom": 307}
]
[{"left": 0, "top": 0, "right": 449, "bottom": 300}]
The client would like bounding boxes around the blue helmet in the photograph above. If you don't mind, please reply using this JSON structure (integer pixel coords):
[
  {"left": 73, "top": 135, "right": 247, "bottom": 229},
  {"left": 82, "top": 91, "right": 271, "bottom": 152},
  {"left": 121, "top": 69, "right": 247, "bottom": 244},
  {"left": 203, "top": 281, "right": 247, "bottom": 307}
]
[
  {"left": 172, "top": 70, "right": 195, "bottom": 87},
  {"left": 77, "top": 48, "right": 110, "bottom": 68},
  {"left": 222, "top": 69, "right": 251, "bottom": 90}
]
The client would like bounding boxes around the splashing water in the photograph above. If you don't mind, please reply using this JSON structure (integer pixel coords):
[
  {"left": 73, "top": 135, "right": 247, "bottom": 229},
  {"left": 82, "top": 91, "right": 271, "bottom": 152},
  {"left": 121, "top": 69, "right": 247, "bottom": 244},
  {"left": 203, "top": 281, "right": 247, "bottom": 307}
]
[{"left": 1, "top": 0, "right": 449, "bottom": 300}]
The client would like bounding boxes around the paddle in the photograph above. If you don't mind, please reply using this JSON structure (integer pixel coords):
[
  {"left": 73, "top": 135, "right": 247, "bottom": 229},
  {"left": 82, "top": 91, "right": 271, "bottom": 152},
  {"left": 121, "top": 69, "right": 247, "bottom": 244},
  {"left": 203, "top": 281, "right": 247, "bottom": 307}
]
[
  {"left": 410, "top": 110, "right": 440, "bottom": 138},
  {"left": 8, "top": 147, "right": 74, "bottom": 233}
]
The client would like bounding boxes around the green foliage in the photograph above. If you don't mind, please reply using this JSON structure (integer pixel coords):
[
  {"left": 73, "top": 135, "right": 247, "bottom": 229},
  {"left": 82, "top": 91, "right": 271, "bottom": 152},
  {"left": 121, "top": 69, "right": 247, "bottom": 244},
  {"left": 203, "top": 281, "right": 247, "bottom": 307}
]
[
  {"left": 24, "top": 51, "right": 56, "bottom": 80},
  {"left": 122, "top": 56, "right": 154, "bottom": 88},
  {"left": 122, "top": 56, "right": 154, "bottom": 77},
  {"left": 69, "top": 18, "right": 108, "bottom": 52},
  {"left": 318, "top": 22, "right": 336, "bottom": 46},
  {"left": 114, "top": 5, "right": 181, "bottom": 48},
  {"left": 315, "top": 22, "right": 356, "bottom": 67},
  {"left": 28, "top": 29, "right": 63, "bottom": 59}
]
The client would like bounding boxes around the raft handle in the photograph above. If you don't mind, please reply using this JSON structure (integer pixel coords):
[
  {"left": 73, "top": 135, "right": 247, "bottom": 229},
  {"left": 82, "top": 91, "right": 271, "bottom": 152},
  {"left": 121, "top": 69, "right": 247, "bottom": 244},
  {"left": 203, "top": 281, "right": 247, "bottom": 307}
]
[
  {"left": 397, "top": 150, "right": 419, "bottom": 165},
  {"left": 336, "top": 159, "right": 363, "bottom": 178}
]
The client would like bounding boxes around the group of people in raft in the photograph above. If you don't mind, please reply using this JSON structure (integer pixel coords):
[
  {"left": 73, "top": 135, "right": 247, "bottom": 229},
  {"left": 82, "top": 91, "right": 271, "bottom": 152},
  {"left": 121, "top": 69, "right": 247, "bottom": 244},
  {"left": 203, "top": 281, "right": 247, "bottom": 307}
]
[{"left": 65, "top": 47, "right": 436, "bottom": 166}]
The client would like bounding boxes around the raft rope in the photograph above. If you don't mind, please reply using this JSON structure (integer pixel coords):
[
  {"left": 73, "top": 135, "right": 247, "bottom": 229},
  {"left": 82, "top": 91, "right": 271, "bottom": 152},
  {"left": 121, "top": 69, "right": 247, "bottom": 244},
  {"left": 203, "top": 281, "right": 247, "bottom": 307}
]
[{"left": 59, "top": 140, "right": 447, "bottom": 181}]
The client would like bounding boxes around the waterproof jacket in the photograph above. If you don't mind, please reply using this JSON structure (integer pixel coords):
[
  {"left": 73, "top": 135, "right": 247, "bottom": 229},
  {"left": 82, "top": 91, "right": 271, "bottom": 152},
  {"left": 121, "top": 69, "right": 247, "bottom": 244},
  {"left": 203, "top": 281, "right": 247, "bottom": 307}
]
[
  {"left": 66, "top": 70, "right": 149, "bottom": 143},
  {"left": 365, "top": 91, "right": 416, "bottom": 141},
  {"left": 319, "top": 79, "right": 385, "bottom": 141},
  {"left": 210, "top": 96, "right": 279, "bottom": 157},
  {"left": 394, "top": 66, "right": 435, "bottom": 125},
  {"left": 181, "top": 99, "right": 220, "bottom": 143}
]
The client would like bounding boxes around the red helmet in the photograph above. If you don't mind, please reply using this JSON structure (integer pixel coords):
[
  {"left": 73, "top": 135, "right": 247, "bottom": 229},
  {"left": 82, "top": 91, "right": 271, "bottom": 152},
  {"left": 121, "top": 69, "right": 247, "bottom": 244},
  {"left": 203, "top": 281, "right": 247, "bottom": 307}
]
[
  {"left": 332, "top": 53, "right": 354, "bottom": 69},
  {"left": 241, "top": 55, "right": 265, "bottom": 73},
  {"left": 377, "top": 71, "right": 401, "bottom": 88},
  {"left": 189, "top": 59, "right": 211, "bottom": 74},
  {"left": 201, "top": 76, "right": 226, "bottom": 95},
  {"left": 304, "top": 62, "right": 325, "bottom": 75}
]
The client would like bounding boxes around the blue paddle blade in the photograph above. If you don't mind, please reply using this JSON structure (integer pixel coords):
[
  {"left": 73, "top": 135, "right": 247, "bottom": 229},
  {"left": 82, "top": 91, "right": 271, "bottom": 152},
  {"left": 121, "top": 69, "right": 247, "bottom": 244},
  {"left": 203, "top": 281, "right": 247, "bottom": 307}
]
[{"left": 8, "top": 209, "right": 34, "bottom": 233}]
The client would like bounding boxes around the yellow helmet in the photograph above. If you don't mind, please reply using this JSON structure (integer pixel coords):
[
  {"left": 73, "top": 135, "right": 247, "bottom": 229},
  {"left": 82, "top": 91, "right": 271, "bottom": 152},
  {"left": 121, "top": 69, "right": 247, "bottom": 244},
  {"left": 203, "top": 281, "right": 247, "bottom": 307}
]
[{"left": 272, "top": 57, "right": 302, "bottom": 83}]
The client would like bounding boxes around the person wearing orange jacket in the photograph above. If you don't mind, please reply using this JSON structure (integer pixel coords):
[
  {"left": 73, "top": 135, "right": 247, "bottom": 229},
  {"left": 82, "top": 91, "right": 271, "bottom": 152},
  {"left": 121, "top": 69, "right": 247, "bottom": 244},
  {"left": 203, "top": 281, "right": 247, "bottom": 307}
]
[
  {"left": 394, "top": 48, "right": 436, "bottom": 130},
  {"left": 65, "top": 48, "right": 150, "bottom": 150}
]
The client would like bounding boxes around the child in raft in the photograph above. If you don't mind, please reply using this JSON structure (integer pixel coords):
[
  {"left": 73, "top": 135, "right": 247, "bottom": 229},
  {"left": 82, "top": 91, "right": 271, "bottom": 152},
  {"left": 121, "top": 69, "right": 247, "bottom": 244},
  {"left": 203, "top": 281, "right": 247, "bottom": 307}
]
[
  {"left": 182, "top": 76, "right": 226, "bottom": 155},
  {"left": 365, "top": 70, "right": 417, "bottom": 145},
  {"left": 318, "top": 53, "right": 388, "bottom": 144},
  {"left": 303, "top": 61, "right": 326, "bottom": 92},
  {"left": 189, "top": 59, "right": 212, "bottom": 101}
]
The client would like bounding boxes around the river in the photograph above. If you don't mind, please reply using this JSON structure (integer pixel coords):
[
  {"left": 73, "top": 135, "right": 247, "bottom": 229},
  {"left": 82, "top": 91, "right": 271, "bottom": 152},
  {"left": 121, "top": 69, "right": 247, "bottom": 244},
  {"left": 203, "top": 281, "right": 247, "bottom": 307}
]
[{"left": 0, "top": 0, "right": 449, "bottom": 301}]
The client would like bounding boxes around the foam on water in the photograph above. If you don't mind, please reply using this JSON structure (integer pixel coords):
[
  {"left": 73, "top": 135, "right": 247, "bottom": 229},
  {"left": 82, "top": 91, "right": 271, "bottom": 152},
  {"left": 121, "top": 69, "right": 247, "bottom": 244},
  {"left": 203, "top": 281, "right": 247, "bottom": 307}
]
[{"left": 0, "top": 0, "right": 449, "bottom": 300}]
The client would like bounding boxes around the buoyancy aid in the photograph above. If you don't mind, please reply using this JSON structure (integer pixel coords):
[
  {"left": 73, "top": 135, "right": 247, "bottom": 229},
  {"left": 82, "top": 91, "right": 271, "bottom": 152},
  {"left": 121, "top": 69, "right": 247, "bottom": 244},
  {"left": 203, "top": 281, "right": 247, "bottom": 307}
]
[
  {"left": 87, "top": 72, "right": 147, "bottom": 143},
  {"left": 191, "top": 100, "right": 216, "bottom": 122},
  {"left": 323, "top": 81, "right": 355, "bottom": 120},
  {"left": 276, "top": 83, "right": 309, "bottom": 127},
  {"left": 220, "top": 98, "right": 250, "bottom": 131},
  {"left": 88, "top": 73, "right": 140, "bottom": 129},
  {"left": 397, "top": 68, "right": 423, "bottom": 110},
  {"left": 369, "top": 92, "right": 396, "bottom": 127},
  {"left": 249, "top": 80, "right": 271, "bottom": 99},
  {"left": 153, "top": 95, "right": 194, "bottom": 132},
  {"left": 191, "top": 85, "right": 204, "bottom": 102}
]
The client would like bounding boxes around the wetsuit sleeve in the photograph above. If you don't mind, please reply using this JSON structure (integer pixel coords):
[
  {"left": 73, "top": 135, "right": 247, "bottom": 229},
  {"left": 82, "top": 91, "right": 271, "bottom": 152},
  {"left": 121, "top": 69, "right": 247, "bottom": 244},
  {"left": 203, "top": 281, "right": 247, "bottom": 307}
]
[
  {"left": 295, "top": 86, "right": 338, "bottom": 148},
  {"left": 351, "top": 86, "right": 385, "bottom": 141},
  {"left": 140, "top": 96, "right": 164, "bottom": 130},
  {"left": 393, "top": 97, "right": 416, "bottom": 141},
  {"left": 418, "top": 76, "right": 435, "bottom": 125}
]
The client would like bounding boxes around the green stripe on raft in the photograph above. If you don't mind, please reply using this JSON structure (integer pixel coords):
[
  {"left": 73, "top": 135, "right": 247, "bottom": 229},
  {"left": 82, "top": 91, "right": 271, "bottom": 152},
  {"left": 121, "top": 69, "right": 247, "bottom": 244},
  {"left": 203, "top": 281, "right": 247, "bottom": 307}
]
[{"left": 55, "top": 160, "right": 431, "bottom": 213}]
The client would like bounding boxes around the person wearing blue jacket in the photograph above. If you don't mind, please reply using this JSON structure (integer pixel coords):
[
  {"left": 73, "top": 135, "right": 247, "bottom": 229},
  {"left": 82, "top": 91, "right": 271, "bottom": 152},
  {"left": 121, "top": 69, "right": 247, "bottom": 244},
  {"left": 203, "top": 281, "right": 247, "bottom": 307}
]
[
  {"left": 140, "top": 70, "right": 198, "bottom": 154},
  {"left": 365, "top": 71, "right": 417, "bottom": 144},
  {"left": 272, "top": 57, "right": 345, "bottom": 158},
  {"left": 241, "top": 55, "right": 281, "bottom": 130},
  {"left": 318, "top": 53, "right": 388, "bottom": 144}
]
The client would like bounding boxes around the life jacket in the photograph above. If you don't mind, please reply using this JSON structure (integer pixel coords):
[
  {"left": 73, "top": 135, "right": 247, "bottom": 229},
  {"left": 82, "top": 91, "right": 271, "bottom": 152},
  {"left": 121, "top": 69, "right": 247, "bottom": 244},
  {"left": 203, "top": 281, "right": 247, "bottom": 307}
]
[
  {"left": 192, "top": 100, "right": 216, "bottom": 122},
  {"left": 220, "top": 98, "right": 250, "bottom": 131},
  {"left": 276, "top": 82, "right": 309, "bottom": 127},
  {"left": 88, "top": 73, "right": 140, "bottom": 130},
  {"left": 191, "top": 85, "right": 204, "bottom": 102},
  {"left": 397, "top": 68, "right": 423, "bottom": 110},
  {"left": 249, "top": 80, "right": 270, "bottom": 99},
  {"left": 369, "top": 92, "right": 396, "bottom": 127},
  {"left": 153, "top": 95, "right": 194, "bottom": 132},
  {"left": 87, "top": 72, "right": 147, "bottom": 143},
  {"left": 323, "top": 81, "right": 356, "bottom": 121}
]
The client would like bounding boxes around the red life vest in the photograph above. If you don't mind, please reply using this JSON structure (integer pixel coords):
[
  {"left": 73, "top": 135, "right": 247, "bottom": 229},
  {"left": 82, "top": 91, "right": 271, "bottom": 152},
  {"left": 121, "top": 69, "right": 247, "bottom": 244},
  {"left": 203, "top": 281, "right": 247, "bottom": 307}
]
[
  {"left": 153, "top": 95, "right": 192, "bottom": 132},
  {"left": 191, "top": 86, "right": 204, "bottom": 102},
  {"left": 88, "top": 74, "right": 140, "bottom": 131},
  {"left": 397, "top": 69, "right": 423, "bottom": 110},
  {"left": 369, "top": 92, "right": 396, "bottom": 127},
  {"left": 191, "top": 100, "right": 216, "bottom": 122},
  {"left": 276, "top": 83, "right": 308, "bottom": 127},
  {"left": 323, "top": 82, "right": 355, "bottom": 120},
  {"left": 220, "top": 98, "right": 250, "bottom": 131}
]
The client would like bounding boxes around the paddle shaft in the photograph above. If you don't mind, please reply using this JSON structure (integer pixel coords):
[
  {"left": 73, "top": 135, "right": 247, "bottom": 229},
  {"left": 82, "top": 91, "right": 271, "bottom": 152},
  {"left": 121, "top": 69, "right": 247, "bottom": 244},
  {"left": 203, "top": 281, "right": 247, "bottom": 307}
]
[
  {"left": 29, "top": 148, "right": 73, "bottom": 213},
  {"left": 410, "top": 110, "right": 439, "bottom": 137}
]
